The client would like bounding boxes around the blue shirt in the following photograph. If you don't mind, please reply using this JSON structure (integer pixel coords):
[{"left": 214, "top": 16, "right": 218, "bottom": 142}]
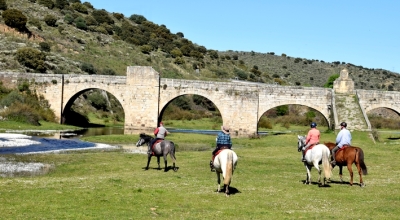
[
  {"left": 216, "top": 131, "right": 232, "bottom": 146},
  {"left": 336, "top": 128, "right": 352, "bottom": 148}
]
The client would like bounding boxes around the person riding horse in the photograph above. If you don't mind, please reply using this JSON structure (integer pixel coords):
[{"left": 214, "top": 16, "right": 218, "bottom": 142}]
[
  {"left": 210, "top": 125, "right": 232, "bottom": 172},
  {"left": 331, "top": 122, "right": 352, "bottom": 165},
  {"left": 149, "top": 121, "right": 169, "bottom": 154},
  {"left": 301, "top": 122, "right": 320, "bottom": 162}
]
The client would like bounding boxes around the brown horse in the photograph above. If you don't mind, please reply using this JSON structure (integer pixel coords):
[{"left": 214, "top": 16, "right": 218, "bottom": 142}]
[{"left": 324, "top": 142, "right": 368, "bottom": 187}]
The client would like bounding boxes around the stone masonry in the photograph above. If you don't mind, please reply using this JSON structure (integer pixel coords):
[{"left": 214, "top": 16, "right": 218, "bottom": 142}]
[{"left": 1, "top": 67, "right": 399, "bottom": 136}]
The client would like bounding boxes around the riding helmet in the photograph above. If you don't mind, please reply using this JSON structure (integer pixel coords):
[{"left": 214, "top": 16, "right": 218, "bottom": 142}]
[
  {"left": 340, "top": 122, "right": 347, "bottom": 127},
  {"left": 310, "top": 122, "right": 317, "bottom": 128}
]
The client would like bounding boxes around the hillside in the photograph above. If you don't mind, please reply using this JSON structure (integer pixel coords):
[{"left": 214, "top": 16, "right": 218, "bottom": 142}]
[{"left": 0, "top": 0, "right": 399, "bottom": 92}]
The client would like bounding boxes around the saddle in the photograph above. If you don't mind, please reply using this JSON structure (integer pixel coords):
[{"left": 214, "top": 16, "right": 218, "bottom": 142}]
[
  {"left": 304, "top": 143, "right": 317, "bottom": 155},
  {"left": 211, "top": 146, "right": 230, "bottom": 162},
  {"left": 150, "top": 139, "right": 163, "bottom": 155}
]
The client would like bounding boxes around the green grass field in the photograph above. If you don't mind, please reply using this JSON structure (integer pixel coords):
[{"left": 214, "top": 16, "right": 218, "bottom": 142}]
[{"left": 1, "top": 131, "right": 400, "bottom": 219}]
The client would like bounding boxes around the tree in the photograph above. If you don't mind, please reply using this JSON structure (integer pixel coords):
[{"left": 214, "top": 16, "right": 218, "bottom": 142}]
[
  {"left": 176, "top": 32, "right": 184, "bottom": 38},
  {"left": 2, "top": 9, "right": 27, "bottom": 30},
  {"left": 92, "top": 9, "right": 114, "bottom": 25},
  {"left": 38, "top": 0, "right": 54, "bottom": 9}
]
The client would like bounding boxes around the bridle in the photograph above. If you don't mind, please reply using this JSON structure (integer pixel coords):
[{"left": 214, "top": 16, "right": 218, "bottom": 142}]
[{"left": 298, "top": 137, "right": 305, "bottom": 152}]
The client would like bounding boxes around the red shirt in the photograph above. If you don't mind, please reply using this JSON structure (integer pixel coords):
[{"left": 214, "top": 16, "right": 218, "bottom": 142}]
[{"left": 306, "top": 128, "right": 320, "bottom": 144}]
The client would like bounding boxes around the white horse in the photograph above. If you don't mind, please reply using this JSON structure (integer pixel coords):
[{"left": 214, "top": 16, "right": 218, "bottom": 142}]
[
  {"left": 297, "top": 135, "right": 332, "bottom": 186},
  {"left": 213, "top": 149, "right": 238, "bottom": 197}
]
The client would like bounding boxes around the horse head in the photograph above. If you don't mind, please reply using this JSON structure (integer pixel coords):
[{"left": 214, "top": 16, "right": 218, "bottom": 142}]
[
  {"left": 136, "top": 133, "right": 150, "bottom": 147},
  {"left": 297, "top": 135, "right": 306, "bottom": 152}
]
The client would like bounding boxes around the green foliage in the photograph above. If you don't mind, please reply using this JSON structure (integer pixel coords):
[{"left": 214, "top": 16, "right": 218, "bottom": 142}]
[
  {"left": 92, "top": 9, "right": 114, "bottom": 25},
  {"left": 39, "top": 42, "right": 51, "bottom": 52},
  {"left": 140, "top": 45, "right": 152, "bottom": 54},
  {"left": 80, "top": 62, "right": 96, "bottom": 74},
  {"left": 0, "top": 90, "right": 24, "bottom": 107},
  {"left": 258, "top": 116, "right": 273, "bottom": 129},
  {"left": 276, "top": 105, "right": 288, "bottom": 116},
  {"left": 28, "top": 17, "right": 42, "bottom": 30},
  {"left": 38, "top": 0, "right": 55, "bottom": 9},
  {"left": 2, "top": 9, "right": 27, "bottom": 30},
  {"left": 174, "top": 57, "right": 185, "bottom": 65},
  {"left": 170, "top": 47, "right": 182, "bottom": 58},
  {"left": 71, "top": 2, "right": 88, "bottom": 14},
  {"left": 176, "top": 32, "right": 184, "bottom": 38},
  {"left": 324, "top": 73, "right": 339, "bottom": 88},
  {"left": 55, "top": 0, "right": 69, "bottom": 9},
  {"left": 87, "top": 92, "right": 107, "bottom": 110},
  {"left": 129, "top": 14, "right": 147, "bottom": 24},
  {"left": 15, "top": 47, "right": 46, "bottom": 72},
  {"left": 234, "top": 68, "right": 248, "bottom": 80},
  {"left": 44, "top": 14, "right": 58, "bottom": 27},
  {"left": 208, "top": 50, "right": 219, "bottom": 59},
  {"left": 101, "top": 68, "right": 116, "bottom": 75},
  {"left": 112, "top": 12, "right": 124, "bottom": 20},
  {"left": 0, "top": 0, "right": 7, "bottom": 10},
  {"left": 64, "top": 13, "right": 74, "bottom": 24},
  {"left": 74, "top": 16, "right": 86, "bottom": 30}
]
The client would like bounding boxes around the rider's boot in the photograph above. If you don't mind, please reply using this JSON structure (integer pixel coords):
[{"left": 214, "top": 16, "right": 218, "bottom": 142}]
[
  {"left": 301, "top": 151, "right": 306, "bottom": 162},
  {"left": 210, "top": 160, "right": 215, "bottom": 172}
]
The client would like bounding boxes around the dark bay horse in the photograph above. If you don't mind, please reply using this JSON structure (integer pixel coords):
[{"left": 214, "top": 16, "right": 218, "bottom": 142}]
[
  {"left": 324, "top": 142, "right": 368, "bottom": 187},
  {"left": 136, "top": 133, "right": 177, "bottom": 172}
]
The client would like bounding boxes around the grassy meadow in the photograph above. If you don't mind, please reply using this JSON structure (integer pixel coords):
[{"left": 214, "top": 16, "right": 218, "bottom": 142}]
[{"left": 1, "top": 130, "right": 400, "bottom": 219}]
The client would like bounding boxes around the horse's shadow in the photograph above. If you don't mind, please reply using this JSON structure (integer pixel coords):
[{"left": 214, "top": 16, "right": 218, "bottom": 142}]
[
  {"left": 327, "top": 179, "right": 362, "bottom": 186},
  {"left": 142, "top": 166, "right": 180, "bottom": 172},
  {"left": 300, "top": 180, "right": 332, "bottom": 187},
  {"left": 216, "top": 186, "right": 241, "bottom": 195}
]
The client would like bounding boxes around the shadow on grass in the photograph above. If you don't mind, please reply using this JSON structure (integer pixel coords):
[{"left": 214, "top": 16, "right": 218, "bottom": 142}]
[
  {"left": 300, "top": 180, "right": 332, "bottom": 187},
  {"left": 215, "top": 186, "right": 241, "bottom": 195},
  {"left": 142, "top": 166, "right": 180, "bottom": 172}
]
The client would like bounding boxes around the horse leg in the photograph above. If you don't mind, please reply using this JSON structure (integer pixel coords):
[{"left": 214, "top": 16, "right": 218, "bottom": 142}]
[
  {"left": 163, "top": 154, "right": 168, "bottom": 172},
  {"left": 314, "top": 161, "right": 322, "bottom": 186},
  {"left": 347, "top": 162, "right": 354, "bottom": 186},
  {"left": 146, "top": 155, "right": 152, "bottom": 170},
  {"left": 216, "top": 172, "right": 221, "bottom": 192},
  {"left": 224, "top": 184, "right": 230, "bottom": 197},
  {"left": 305, "top": 165, "right": 312, "bottom": 184},
  {"left": 157, "top": 156, "right": 161, "bottom": 170},
  {"left": 339, "top": 166, "right": 343, "bottom": 182},
  {"left": 356, "top": 163, "right": 365, "bottom": 187}
]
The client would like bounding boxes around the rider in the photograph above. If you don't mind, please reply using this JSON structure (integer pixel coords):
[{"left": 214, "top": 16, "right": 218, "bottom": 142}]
[
  {"left": 210, "top": 125, "right": 232, "bottom": 171},
  {"left": 331, "top": 122, "right": 352, "bottom": 165},
  {"left": 149, "top": 121, "right": 169, "bottom": 154},
  {"left": 302, "top": 122, "right": 320, "bottom": 162}
]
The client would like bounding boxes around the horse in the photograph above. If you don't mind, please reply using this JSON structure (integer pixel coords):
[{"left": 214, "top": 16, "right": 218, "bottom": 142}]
[
  {"left": 324, "top": 142, "right": 367, "bottom": 187},
  {"left": 297, "top": 135, "right": 332, "bottom": 186},
  {"left": 213, "top": 149, "right": 238, "bottom": 197},
  {"left": 136, "top": 133, "right": 177, "bottom": 172}
]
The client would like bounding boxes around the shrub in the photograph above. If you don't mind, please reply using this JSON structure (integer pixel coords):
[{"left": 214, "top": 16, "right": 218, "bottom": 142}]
[
  {"left": 71, "top": 2, "right": 88, "bottom": 14},
  {"left": 64, "top": 14, "right": 74, "bottom": 24},
  {"left": 80, "top": 62, "right": 96, "bottom": 74},
  {"left": 129, "top": 14, "right": 147, "bottom": 24},
  {"left": 82, "top": 1, "right": 93, "bottom": 9},
  {"left": 87, "top": 92, "right": 107, "bottom": 110},
  {"left": 174, "top": 57, "right": 185, "bottom": 65},
  {"left": 1, "top": 102, "right": 40, "bottom": 125},
  {"left": 44, "top": 14, "right": 58, "bottom": 27},
  {"left": 2, "top": 9, "right": 27, "bottom": 30},
  {"left": 85, "top": 15, "right": 97, "bottom": 26},
  {"left": 170, "top": 48, "right": 182, "bottom": 58},
  {"left": 140, "top": 45, "right": 153, "bottom": 54},
  {"left": 92, "top": 9, "right": 114, "bottom": 25},
  {"left": 112, "top": 12, "right": 124, "bottom": 20},
  {"left": 15, "top": 47, "right": 46, "bottom": 72},
  {"left": 38, "top": 0, "right": 54, "bottom": 9},
  {"left": 74, "top": 16, "right": 87, "bottom": 30},
  {"left": 0, "top": 90, "right": 24, "bottom": 107},
  {"left": 28, "top": 17, "right": 42, "bottom": 30},
  {"left": 55, "top": 0, "right": 69, "bottom": 9},
  {"left": 0, "top": 0, "right": 7, "bottom": 10},
  {"left": 39, "top": 42, "right": 51, "bottom": 52},
  {"left": 101, "top": 68, "right": 116, "bottom": 75}
]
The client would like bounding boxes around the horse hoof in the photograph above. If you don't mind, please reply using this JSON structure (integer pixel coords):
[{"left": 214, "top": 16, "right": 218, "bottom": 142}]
[
  {"left": 173, "top": 168, "right": 178, "bottom": 172},
  {"left": 360, "top": 183, "right": 365, "bottom": 187}
]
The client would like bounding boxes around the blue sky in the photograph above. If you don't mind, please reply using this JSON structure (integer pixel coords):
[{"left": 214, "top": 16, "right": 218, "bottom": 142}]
[{"left": 90, "top": 0, "right": 400, "bottom": 73}]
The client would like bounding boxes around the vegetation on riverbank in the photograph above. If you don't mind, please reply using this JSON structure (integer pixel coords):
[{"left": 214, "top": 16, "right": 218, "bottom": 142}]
[{"left": 1, "top": 131, "right": 400, "bottom": 219}]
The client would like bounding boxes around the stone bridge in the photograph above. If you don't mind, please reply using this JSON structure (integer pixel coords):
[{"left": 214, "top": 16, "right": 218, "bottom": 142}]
[{"left": 0, "top": 66, "right": 399, "bottom": 136}]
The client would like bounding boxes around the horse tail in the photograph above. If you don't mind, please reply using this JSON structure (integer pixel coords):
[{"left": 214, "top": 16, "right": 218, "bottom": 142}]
[
  {"left": 322, "top": 147, "right": 332, "bottom": 179},
  {"left": 356, "top": 148, "right": 368, "bottom": 175},
  {"left": 224, "top": 150, "right": 233, "bottom": 186},
  {"left": 169, "top": 141, "right": 177, "bottom": 163}
]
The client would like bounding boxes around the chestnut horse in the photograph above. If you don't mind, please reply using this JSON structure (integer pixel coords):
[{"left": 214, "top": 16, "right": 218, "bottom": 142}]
[{"left": 324, "top": 142, "right": 368, "bottom": 187}]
